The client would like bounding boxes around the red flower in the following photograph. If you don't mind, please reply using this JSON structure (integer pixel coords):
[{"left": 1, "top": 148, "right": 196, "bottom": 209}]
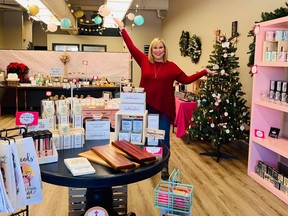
[{"left": 7, "top": 62, "right": 29, "bottom": 75}]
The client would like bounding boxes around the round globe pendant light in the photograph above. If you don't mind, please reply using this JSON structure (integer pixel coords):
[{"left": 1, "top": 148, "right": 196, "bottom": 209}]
[
  {"left": 134, "top": 15, "right": 144, "bottom": 26},
  {"left": 28, "top": 5, "right": 40, "bottom": 16},
  {"left": 47, "top": 23, "right": 58, "bottom": 32},
  {"left": 93, "top": 16, "right": 102, "bottom": 25},
  {"left": 61, "top": 18, "right": 72, "bottom": 28},
  {"left": 74, "top": 8, "right": 84, "bottom": 18}
]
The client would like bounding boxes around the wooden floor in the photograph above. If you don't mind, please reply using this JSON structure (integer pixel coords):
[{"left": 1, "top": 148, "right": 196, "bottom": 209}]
[{"left": 1, "top": 115, "right": 287, "bottom": 216}]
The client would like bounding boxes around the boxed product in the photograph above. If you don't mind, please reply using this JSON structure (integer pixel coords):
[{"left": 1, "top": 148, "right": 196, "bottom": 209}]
[
  {"left": 118, "top": 130, "right": 130, "bottom": 141},
  {"left": 133, "top": 118, "right": 143, "bottom": 132},
  {"left": 70, "top": 98, "right": 82, "bottom": 115},
  {"left": 147, "top": 114, "right": 160, "bottom": 146},
  {"left": 130, "top": 131, "right": 142, "bottom": 144},
  {"left": 119, "top": 103, "right": 146, "bottom": 114},
  {"left": 41, "top": 100, "right": 55, "bottom": 117},
  {"left": 122, "top": 118, "right": 133, "bottom": 131},
  {"left": 71, "top": 114, "right": 83, "bottom": 128},
  {"left": 120, "top": 92, "right": 146, "bottom": 104},
  {"left": 85, "top": 118, "right": 110, "bottom": 140}
]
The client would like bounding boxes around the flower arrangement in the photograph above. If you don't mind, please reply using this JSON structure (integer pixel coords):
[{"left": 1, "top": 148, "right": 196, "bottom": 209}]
[
  {"left": 6, "top": 62, "right": 29, "bottom": 82},
  {"left": 60, "top": 52, "right": 70, "bottom": 64}
]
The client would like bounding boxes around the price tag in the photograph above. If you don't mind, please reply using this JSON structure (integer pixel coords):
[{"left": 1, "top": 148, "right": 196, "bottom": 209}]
[
  {"left": 50, "top": 67, "right": 62, "bottom": 77},
  {"left": 145, "top": 128, "right": 165, "bottom": 139},
  {"left": 46, "top": 91, "right": 52, "bottom": 97},
  {"left": 16, "top": 112, "right": 39, "bottom": 126}
]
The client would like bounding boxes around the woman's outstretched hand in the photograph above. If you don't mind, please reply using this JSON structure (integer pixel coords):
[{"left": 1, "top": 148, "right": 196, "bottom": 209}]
[
  {"left": 205, "top": 68, "right": 218, "bottom": 76},
  {"left": 113, "top": 18, "right": 125, "bottom": 30}
]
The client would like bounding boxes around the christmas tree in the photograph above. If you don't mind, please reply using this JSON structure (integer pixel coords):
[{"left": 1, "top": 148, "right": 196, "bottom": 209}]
[{"left": 189, "top": 29, "right": 250, "bottom": 161}]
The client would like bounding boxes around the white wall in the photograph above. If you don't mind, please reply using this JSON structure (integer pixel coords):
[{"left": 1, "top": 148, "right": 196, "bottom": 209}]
[{"left": 161, "top": 0, "right": 287, "bottom": 107}]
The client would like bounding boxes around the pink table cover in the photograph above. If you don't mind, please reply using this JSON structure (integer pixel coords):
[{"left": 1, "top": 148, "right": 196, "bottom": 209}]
[{"left": 174, "top": 97, "right": 197, "bottom": 138}]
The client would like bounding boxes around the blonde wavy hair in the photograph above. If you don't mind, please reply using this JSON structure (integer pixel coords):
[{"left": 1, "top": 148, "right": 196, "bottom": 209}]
[{"left": 148, "top": 37, "right": 168, "bottom": 63}]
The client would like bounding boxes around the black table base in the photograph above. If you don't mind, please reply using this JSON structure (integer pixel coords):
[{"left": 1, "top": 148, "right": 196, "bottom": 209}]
[{"left": 84, "top": 187, "right": 119, "bottom": 216}]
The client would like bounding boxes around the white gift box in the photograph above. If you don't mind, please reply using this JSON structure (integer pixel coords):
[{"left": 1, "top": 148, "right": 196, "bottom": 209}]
[
  {"left": 118, "top": 130, "right": 130, "bottom": 141},
  {"left": 52, "top": 131, "right": 61, "bottom": 150},
  {"left": 70, "top": 131, "right": 83, "bottom": 148},
  {"left": 130, "top": 132, "right": 142, "bottom": 144},
  {"left": 85, "top": 118, "right": 110, "bottom": 140},
  {"left": 133, "top": 119, "right": 143, "bottom": 132},
  {"left": 71, "top": 99, "right": 82, "bottom": 115},
  {"left": 147, "top": 114, "right": 160, "bottom": 145},
  {"left": 119, "top": 103, "right": 146, "bottom": 114},
  {"left": 61, "top": 134, "right": 72, "bottom": 149},
  {"left": 121, "top": 118, "right": 133, "bottom": 131},
  {"left": 120, "top": 92, "right": 146, "bottom": 104},
  {"left": 71, "top": 114, "right": 83, "bottom": 128}
]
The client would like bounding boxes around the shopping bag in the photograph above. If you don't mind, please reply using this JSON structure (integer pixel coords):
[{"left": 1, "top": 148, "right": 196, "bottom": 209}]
[
  {"left": 0, "top": 140, "right": 15, "bottom": 213},
  {"left": 15, "top": 137, "right": 43, "bottom": 205},
  {"left": 0, "top": 164, "right": 13, "bottom": 213},
  {"left": 10, "top": 141, "right": 28, "bottom": 209}
]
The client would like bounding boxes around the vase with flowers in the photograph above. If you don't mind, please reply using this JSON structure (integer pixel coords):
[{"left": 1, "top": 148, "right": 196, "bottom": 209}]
[{"left": 6, "top": 62, "right": 29, "bottom": 83}]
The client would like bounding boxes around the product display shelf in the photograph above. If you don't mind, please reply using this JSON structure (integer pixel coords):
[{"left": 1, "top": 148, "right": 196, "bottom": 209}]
[
  {"left": 254, "top": 99, "right": 288, "bottom": 112},
  {"left": 114, "top": 110, "right": 148, "bottom": 145},
  {"left": 248, "top": 16, "right": 288, "bottom": 205}
]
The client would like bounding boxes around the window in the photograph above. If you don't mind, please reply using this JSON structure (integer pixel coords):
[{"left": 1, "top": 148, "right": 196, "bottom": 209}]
[
  {"left": 82, "top": 44, "right": 107, "bottom": 52},
  {"left": 52, "top": 44, "right": 79, "bottom": 51}
]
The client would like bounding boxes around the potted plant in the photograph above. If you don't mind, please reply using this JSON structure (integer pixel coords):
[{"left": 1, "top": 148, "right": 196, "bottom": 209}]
[{"left": 6, "top": 62, "right": 29, "bottom": 83}]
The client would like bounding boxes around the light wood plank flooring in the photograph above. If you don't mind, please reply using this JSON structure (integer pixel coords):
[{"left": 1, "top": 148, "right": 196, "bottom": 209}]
[{"left": 0, "top": 115, "right": 287, "bottom": 216}]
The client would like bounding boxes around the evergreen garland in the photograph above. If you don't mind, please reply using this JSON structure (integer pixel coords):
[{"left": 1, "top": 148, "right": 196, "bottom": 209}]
[
  {"left": 187, "top": 34, "right": 202, "bottom": 64},
  {"left": 179, "top": 30, "right": 190, "bottom": 57},
  {"left": 247, "top": 3, "right": 288, "bottom": 76}
]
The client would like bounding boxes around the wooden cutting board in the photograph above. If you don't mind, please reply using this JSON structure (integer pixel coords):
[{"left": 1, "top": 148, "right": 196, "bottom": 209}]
[
  {"left": 112, "top": 140, "right": 157, "bottom": 163},
  {"left": 91, "top": 144, "right": 137, "bottom": 170},
  {"left": 78, "top": 150, "right": 140, "bottom": 172}
]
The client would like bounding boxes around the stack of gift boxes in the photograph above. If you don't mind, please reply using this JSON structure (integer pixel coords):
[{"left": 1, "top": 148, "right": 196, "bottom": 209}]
[
  {"left": 41, "top": 98, "right": 85, "bottom": 150},
  {"left": 115, "top": 91, "right": 147, "bottom": 145},
  {"left": 256, "top": 160, "right": 288, "bottom": 195}
]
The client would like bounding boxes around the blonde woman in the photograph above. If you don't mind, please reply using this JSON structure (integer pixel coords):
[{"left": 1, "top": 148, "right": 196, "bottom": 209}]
[{"left": 114, "top": 18, "right": 213, "bottom": 180}]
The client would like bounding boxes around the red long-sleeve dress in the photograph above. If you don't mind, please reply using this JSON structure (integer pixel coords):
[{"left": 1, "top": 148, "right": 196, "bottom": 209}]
[{"left": 121, "top": 29, "right": 208, "bottom": 121}]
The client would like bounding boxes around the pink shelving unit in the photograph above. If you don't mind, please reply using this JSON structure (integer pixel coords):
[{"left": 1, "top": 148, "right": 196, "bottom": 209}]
[{"left": 248, "top": 16, "right": 288, "bottom": 204}]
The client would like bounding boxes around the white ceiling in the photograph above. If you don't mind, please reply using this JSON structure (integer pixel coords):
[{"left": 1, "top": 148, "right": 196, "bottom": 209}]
[
  {"left": 0, "top": 0, "right": 169, "bottom": 12},
  {"left": 0, "top": 0, "right": 169, "bottom": 35}
]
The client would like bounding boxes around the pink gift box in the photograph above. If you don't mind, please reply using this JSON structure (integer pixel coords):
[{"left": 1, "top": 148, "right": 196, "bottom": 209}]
[{"left": 144, "top": 146, "right": 163, "bottom": 156}]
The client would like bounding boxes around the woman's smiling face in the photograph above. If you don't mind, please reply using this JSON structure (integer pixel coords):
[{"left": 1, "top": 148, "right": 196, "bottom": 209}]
[{"left": 152, "top": 42, "right": 165, "bottom": 62}]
